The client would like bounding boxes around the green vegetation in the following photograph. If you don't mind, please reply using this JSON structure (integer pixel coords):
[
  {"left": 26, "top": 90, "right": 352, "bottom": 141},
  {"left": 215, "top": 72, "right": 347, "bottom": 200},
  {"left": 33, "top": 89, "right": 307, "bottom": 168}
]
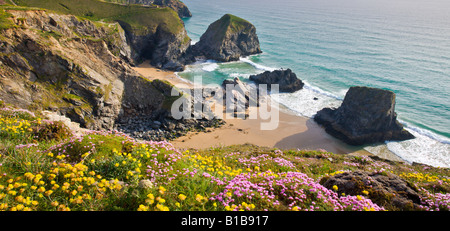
[
  {"left": 1, "top": 104, "right": 449, "bottom": 211},
  {"left": 13, "top": 0, "right": 184, "bottom": 34},
  {"left": 0, "top": 8, "right": 14, "bottom": 30},
  {"left": 208, "top": 14, "right": 252, "bottom": 42}
]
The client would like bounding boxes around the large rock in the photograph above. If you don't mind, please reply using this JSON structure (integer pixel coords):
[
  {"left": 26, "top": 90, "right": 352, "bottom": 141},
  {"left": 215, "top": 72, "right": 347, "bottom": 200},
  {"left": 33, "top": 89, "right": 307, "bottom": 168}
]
[
  {"left": 191, "top": 14, "right": 261, "bottom": 62},
  {"left": 320, "top": 171, "right": 422, "bottom": 211},
  {"left": 249, "top": 69, "right": 304, "bottom": 93},
  {"left": 314, "top": 86, "right": 414, "bottom": 145}
]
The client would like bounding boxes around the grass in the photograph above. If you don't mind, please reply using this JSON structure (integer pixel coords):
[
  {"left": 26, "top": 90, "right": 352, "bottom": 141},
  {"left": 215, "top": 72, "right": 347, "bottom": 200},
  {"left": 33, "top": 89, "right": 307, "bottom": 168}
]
[
  {"left": 13, "top": 0, "right": 184, "bottom": 35},
  {"left": 0, "top": 8, "right": 15, "bottom": 30},
  {"left": 1, "top": 103, "right": 449, "bottom": 211},
  {"left": 207, "top": 14, "right": 253, "bottom": 43}
]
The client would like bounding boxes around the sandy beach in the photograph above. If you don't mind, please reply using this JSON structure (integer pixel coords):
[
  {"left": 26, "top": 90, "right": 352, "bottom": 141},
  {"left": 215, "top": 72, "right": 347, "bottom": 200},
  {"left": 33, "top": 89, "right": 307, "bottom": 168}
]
[{"left": 132, "top": 62, "right": 403, "bottom": 159}]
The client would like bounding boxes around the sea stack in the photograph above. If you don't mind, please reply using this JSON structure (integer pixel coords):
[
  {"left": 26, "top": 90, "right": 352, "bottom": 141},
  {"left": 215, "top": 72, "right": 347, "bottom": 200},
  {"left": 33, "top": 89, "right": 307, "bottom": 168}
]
[
  {"left": 314, "top": 86, "right": 415, "bottom": 145},
  {"left": 249, "top": 69, "right": 304, "bottom": 93},
  {"left": 192, "top": 14, "right": 262, "bottom": 62}
]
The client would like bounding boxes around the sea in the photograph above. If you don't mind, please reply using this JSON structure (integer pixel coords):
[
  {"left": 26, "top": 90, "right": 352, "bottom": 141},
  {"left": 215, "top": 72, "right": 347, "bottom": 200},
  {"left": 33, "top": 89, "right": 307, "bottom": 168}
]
[{"left": 177, "top": 0, "right": 450, "bottom": 168}]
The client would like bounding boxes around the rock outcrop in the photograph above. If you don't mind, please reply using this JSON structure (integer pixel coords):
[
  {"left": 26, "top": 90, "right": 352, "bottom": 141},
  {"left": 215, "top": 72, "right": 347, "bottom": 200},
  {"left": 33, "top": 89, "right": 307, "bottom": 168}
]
[
  {"left": 190, "top": 14, "right": 261, "bottom": 62},
  {"left": 320, "top": 171, "right": 422, "bottom": 210},
  {"left": 314, "top": 86, "right": 414, "bottom": 145},
  {"left": 249, "top": 69, "right": 304, "bottom": 93},
  {"left": 222, "top": 77, "right": 259, "bottom": 113}
]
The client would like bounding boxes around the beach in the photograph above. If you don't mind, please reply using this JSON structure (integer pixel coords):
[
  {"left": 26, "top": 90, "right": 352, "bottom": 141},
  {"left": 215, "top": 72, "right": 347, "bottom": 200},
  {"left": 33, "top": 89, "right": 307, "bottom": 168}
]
[{"left": 131, "top": 62, "right": 407, "bottom": 160}]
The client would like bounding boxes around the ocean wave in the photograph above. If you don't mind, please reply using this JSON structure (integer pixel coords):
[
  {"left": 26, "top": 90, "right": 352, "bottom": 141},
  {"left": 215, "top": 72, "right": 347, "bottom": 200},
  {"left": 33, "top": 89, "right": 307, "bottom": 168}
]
[
  {"left": 385, "top": 128, "right": 450, "bottom": 168},
  {"left": 201, "top": 61, "right": 219, "bottom": 72},
  {"left": 302, "top": 81, "right": 345, "bottom": 100},
  {"left": 239, "top": 57, "right": 277, "bottom": 72},
  {"left": 270, "top": 86, "right": 342, "bottom": 118}
]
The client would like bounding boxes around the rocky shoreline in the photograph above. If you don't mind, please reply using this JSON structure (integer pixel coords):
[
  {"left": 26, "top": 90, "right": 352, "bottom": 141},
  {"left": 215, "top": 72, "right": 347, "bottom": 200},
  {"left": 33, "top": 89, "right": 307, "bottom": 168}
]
[{"left": 115, "top": 115, "right": 225, "bottom": 141}]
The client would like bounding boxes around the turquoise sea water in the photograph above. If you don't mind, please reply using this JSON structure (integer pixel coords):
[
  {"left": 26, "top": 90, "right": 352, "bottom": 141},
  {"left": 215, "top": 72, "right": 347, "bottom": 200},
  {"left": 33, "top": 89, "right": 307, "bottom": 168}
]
[{"left": 178, "top": 0, "right": 450, "bottom": 167}]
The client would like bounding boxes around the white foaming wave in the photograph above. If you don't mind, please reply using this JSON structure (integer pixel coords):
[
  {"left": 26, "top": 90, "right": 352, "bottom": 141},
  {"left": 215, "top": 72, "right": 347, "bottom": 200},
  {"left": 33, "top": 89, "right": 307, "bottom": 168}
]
[
  {"left": 270, "top": 85, "right": 342, "bottom": 118},
  {"left": 400, "top": 121, "right": 450, "bottom": 145},
  {"left": 302, "top": 81, "right": 344, "bottom": 100},
  {"left": 385, "top": 128, "right": 450, "bottom": 168},
  {"left": 240, "top": 57, "right": 277, "bottom": 72},
  {"left": 201, "top": 61, "right": 219, "bottom": 72}
]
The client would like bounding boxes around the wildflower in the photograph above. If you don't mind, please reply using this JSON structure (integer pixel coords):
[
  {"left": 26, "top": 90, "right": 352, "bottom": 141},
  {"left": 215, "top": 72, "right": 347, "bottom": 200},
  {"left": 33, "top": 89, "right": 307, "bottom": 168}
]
[
  {"left": 178, "top": 194, "right": 187, "bottom": 201},
  {"left": 332, "top": 185, "right": 338, "bottom": 191},
  {"left": 195, "top": 194, "right": 205, "bottom": 203},
  {"left": 137, "top": 204, "right": 149, "bottom": 211},
  {"left": 159, "top": 186, "right": 166, "bottom": 195},
  {"left": 45, "top": 190, "right": 54, "bottom": 196},
  {"left": 362, "top": 190, "right": 369, "bottom": 195}
]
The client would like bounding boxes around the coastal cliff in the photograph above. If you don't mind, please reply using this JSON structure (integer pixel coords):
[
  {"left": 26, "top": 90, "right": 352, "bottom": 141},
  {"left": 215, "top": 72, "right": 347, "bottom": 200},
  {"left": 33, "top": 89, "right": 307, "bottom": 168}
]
[
  {"left": 0, "top": 9, "right": 166, "bottom": 130},
  {"left": 13, "top": 0, "right": 191, "bottom": 70},
  {"left": 190, "top": 14, "right": 261, "bottom": 62}
]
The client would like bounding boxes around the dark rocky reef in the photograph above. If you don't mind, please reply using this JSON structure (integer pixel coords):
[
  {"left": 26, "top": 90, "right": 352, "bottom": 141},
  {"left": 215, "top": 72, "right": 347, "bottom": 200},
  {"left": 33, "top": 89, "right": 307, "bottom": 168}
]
[
  {"left": 314, "top": 86, "right": 414, "bottom": 145},
  {"left": 249, "top": 69, "right": 304, "bottom": 93},
  {"left": 190, "top": 14, "right": 261, "bottom": 62}
]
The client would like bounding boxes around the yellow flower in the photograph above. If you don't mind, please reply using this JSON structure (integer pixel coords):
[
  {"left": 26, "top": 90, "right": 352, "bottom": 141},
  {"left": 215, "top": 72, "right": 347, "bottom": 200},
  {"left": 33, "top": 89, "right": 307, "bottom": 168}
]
[
  {"left": 178, "top": 194, "right": 186, "bottom": 201},
  {"left": 292, "top": 206, "right": 299, "bottom": 211},
  {"left": 332, "top": 185, "right": 338, "bottom": 191},
  {"left": 195, "top": 194, "right": 205, "bottom": 203},
  {"left": 137, "top": 204, "right": 149, "bottom": 211},
  {"left": 45, "top": 190, "right": 54, "bottom": 196},
  {"left": 159, "top": 186, "right": 166, "bottom": 194},
  {"left": 147, "top": 193, "right": 155, "bottom": 200},
  {"left": 362, "top": 190, "right": 369, "bottom": 195}
]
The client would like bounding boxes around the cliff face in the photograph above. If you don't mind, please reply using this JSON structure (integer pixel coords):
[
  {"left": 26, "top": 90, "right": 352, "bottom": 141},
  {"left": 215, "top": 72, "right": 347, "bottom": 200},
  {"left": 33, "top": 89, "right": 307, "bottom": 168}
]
[
  {"left": 314, "top": 86, "right": 415, "bottom": 145},
  {"left": 0, "top": 10, "right": 168, "bottom": 130},
  {"left": 12, "top": 0, "right": 191, "bottom": 71},
  {"left": 191, "top": 14, "right": 261, "bottom": 62}
]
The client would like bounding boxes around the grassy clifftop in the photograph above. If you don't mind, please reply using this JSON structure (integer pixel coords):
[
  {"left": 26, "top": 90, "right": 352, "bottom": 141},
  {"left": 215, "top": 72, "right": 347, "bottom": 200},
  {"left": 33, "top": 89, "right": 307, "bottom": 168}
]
[
  {"left": 0, "top": 104, "right": 449, "bottom": 211},
  {"left": 13, "top": 0, "right": 184, "bottom": 34}
]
